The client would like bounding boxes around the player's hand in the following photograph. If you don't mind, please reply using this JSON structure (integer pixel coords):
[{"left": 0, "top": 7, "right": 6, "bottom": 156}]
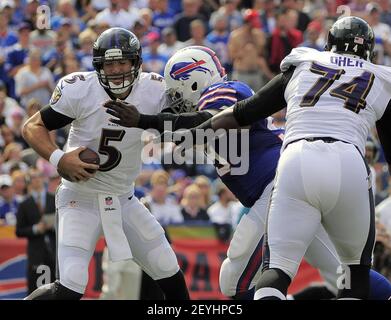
[
  {"left": 57, "top": 146, "right": 99, "bottom": 182},
  {"left": 103, "top": 100, "right": 140, "bottom": 127}
]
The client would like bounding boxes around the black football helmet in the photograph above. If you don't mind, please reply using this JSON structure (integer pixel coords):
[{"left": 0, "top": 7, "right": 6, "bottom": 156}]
[
  {"left": 92, "top": 28, "right": 142, "bottom": 94},
  {"left": 325, "top": 16, "right": 375, "bottom": 61}
]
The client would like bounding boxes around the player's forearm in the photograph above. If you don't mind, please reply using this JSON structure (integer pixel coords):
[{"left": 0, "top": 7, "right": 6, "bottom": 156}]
[
  {"left": 138, "top": 113, "right": 177, "bottom": 132},
  {"left": 22, "top": 113, "right": 59, "bottom": 161},
  {"left": 191, "top": 71, "right": 293, "bottom": 133},
  {"left": 188, "top": 108, "right": 238, "bottom": 132},
  {"left": 138, "top": 111, "right": 213, "bottom": 133},
  {"left": 233, "top": 72, "right": 288, "bottom": 127}
]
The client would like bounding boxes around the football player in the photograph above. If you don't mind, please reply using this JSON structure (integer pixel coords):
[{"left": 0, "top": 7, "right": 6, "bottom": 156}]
[
  {"left": 103, "top": 45, "right": 391, "bottom": 300},
  {"left": 171, "top": 17, "right": 391, "bottom": 299},
  {"left": 22, "top": 28, "right": 189, "bottom": 300}
]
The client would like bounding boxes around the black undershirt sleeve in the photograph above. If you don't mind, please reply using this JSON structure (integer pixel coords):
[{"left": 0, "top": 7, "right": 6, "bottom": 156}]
[
  {"left": 138, "top": 111, "right": 213, "bottom": 133},
  {"left": 233, "top": 67, "right": 295, "bottom": 126},
  {"left": 376, "top": 99, "right": 391, "bottom": 172},
  {"left": 40, "top": 105, "right": 74, "bottom": 131}
]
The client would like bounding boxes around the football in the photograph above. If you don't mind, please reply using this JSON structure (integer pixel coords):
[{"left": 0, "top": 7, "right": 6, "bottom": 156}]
[
  {"left": 79, "top": 148, "right": 100, "bottom": 173},
  {"left": 58, "top": 148, "right": 100, "bottom": 181}
]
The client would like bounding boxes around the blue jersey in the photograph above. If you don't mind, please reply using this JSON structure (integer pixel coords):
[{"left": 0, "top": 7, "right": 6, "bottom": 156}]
[
  {"left": 197, "top": 81, "right": 283, "bottom": 207},
  {"left": 369, "top": 269, "right": 391, "bottom": 300}
]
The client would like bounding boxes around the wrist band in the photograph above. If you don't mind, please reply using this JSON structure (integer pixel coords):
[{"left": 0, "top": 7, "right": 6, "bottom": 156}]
[{"left": 49, "top": 149, "right": 65, "bottom": 168}]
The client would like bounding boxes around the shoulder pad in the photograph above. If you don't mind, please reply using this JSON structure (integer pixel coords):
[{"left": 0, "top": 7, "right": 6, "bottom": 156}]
[
  {"left": 50, "top": 72, "right": 92, "bottom": 106},
  {"left": 280, "top": 47, "right": 319, "bottom": 72}
]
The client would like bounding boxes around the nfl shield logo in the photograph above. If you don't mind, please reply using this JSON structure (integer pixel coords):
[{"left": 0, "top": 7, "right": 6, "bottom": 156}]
[{"left": 105, "top": 197, "right": 113, "bottom": 206}]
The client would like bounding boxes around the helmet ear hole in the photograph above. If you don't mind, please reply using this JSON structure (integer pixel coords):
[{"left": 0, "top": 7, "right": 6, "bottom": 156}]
[{"left": 191, "top": 82, "right": 197, "bottom": 91}]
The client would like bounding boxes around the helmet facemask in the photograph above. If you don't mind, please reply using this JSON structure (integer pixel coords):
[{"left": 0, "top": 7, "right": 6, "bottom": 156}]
[
  {"left": 166, "top": 87, "right": 197, "bottom": 114},
  {"left": 93, "top": 48, "right": 142, "bottom": 95},
  {"left": 99, "top": 63, "right": 138, "bottom": 95}
]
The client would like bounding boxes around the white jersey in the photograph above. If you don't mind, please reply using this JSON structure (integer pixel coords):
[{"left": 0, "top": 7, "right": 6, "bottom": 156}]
[
  {"left": 280, "top": 47, "right": 391, "bottom": 154},
  {"left": 49, "top": 71, "right": 168, "bottom": 195}
]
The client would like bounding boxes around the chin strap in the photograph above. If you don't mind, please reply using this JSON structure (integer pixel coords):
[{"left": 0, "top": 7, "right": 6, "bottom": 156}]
[
  {"left": 108, "top": 80, "right": 131, "bottom": 94},
  {"left": 99, "top": 67, "right": 139, "bottom": 95}
]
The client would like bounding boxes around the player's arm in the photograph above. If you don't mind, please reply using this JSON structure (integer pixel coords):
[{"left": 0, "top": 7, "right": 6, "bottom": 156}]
[
  {"left": 103, "top": 100, "right": 213, "bottom": 132},
  {"left": 23, "top": 106, "right": 72, "bottom": 160},
  {"left": 22, "top": 106, "right": 99, "bottom": 181},
  {"left": 189, "top": 67, "right": 295, "bottom": 132},
  {"left": 376, "top": 99, "right": 391, "bottom": 174},
  {"left": 138, "top": 111, "right": 214, "bottom": 132}
]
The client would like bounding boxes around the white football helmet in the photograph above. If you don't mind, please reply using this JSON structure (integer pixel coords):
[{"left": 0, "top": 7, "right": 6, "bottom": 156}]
[{"left": 164, "top": 46, "right": 227, "bottom": 114}]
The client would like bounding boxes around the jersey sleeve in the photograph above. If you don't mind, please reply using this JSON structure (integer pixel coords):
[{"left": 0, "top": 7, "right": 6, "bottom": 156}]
[
  {"left": 49, "top": 73, "right": 87, "bottom": 119},
  {"left": 148, "top": 72, "right": 169, "bottom": 113},
  {"left": 280, "top": 47, "right": 318, "bottom": 72},
  {"left": 198, "top": 83, "right": 252, "bottom": 112}
]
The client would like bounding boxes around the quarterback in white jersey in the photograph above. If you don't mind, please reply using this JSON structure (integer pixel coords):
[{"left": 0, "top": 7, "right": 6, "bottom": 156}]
[
  {"left": 185, "top": 16, "right": 391, "bottom": 299},
  {"left": 53, "top": 71, "right": 166, "bottom": 195},
  {"left": 22, "top": 28, "right": 189, "bottom": 300}
]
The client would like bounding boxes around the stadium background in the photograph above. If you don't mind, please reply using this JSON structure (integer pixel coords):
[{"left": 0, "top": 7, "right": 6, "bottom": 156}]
[{"left": 0, "top": 0, "right": 391, "bottom": 299}]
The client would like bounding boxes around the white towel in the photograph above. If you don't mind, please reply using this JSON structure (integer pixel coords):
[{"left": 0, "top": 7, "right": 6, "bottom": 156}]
[{"left": 98, "top": 193, "right": 132, "bottom": 262}]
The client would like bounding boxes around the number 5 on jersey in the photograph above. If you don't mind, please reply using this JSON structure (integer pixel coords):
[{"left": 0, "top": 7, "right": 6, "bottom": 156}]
[{"left": 98, "top": 128, "right": 126, "bottom": 172}]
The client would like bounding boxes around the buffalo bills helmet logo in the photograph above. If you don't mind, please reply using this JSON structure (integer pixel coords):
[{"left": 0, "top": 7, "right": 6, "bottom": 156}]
[{"left": 170, "top": 59, "right": 211, "bottom": 80}]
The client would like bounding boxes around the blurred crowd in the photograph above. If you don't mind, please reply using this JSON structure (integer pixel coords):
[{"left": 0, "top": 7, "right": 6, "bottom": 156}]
[{"left": 1, "top": 0, "right": 391, "bottom": 294}]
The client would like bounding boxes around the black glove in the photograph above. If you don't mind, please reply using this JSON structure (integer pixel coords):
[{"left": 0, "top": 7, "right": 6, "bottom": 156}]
[
  {"left": 103, "top": 100, "right": 140, "bottom": 127},
  {"left": 155, "top": 129, "right": 195, "bottom": 147}
]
